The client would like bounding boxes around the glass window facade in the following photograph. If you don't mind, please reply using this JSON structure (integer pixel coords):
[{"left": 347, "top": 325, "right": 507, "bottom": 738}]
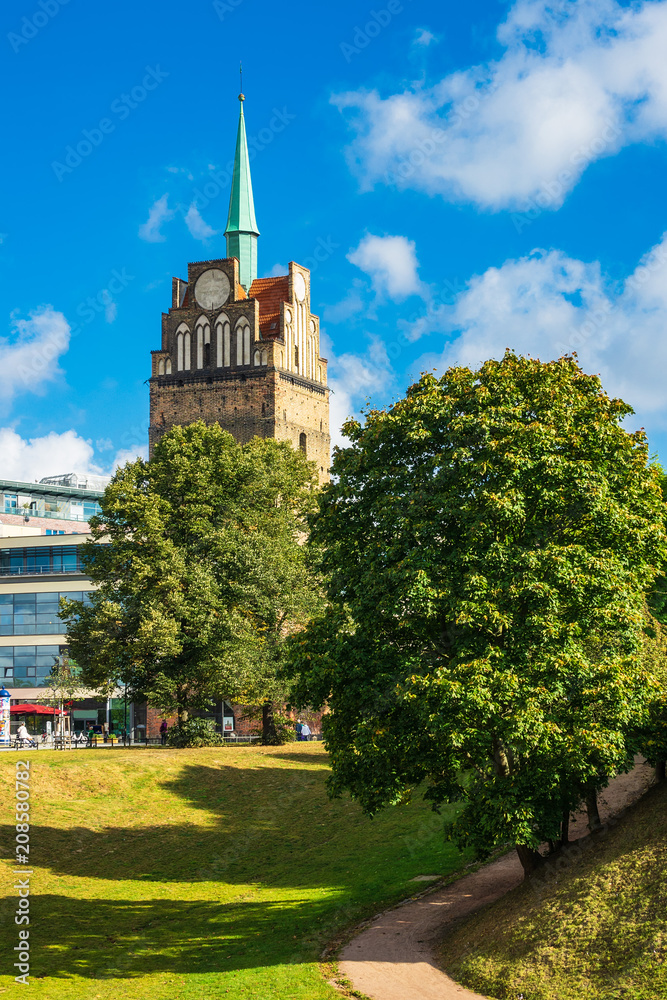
[
  {"left": 0, "top": 546, "right": 84, "bottom": 576},
  {"left": 0, "top": 645, "right": 63, "bottom": 686},
  {"left": 0, "top": 591, "right": 93, "bottom": 635}
]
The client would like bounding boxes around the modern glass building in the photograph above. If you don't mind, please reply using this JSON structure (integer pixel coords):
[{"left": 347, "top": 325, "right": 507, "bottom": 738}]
[
  {"left": 0, "top": 534, "right": 94, "bottom": 698},
  {"left": 0, "top": 477, "right": 106, "bottom": 538}
]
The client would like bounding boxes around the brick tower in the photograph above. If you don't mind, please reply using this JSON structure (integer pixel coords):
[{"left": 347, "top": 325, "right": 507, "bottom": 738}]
[{"left": 148, "top": 94, "right": 330, "bottom": 482}]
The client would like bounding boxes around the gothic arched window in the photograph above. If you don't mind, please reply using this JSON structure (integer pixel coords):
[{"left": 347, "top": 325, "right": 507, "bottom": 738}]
[
  {"left": 176, "top": 324, "right": 190, "bottom": 371},
  {"left": 236, "top": 318, "right": 251, "bottom": 366},
  {"left": 165, "top": 358, "right": 172, "bottom": 375},
  {"left": 184, "top": 331, "right": 191, "bottom": 370},
  {"left": 195, "top": 317, "right": 210, "bottom": 370},
  {"left": 158, "top": 358, "right": 165, "bottom": 376},
  {"left": 216, "top": 314, "right": 231, "bottom": 367},
  {"left": 299, "top": 432, "right": 307, "bottom": 455}
]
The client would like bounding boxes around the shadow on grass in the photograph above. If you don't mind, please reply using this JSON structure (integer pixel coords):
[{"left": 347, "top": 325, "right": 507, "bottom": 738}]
[
  {"left": 0, "top": 892, "right": 352, "bottom": 980},
  {"left": 262, "top": 749, "right": 331, "bottom": 765},
  {"left": 2, "top": 765, "right": 461, "bottom": 889}
]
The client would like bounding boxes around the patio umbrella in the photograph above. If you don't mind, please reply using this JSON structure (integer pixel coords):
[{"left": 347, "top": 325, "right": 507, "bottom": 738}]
[{"left": 10, "top": 704, "right": 63, "bottom": 715}]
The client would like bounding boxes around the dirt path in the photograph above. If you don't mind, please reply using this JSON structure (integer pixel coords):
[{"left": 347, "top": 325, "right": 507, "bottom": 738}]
[{"left": 338, "top": 762, "right": 654, "bottom": 1000}]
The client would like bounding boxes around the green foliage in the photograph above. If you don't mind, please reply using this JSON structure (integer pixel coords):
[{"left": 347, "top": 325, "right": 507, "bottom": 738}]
[
  {"left": 44, "top": 655, "right": 86, "bottom": 707},
  {"left": 166, "top": 718, "right": 224, "bottom": 748},
  {"left": 288, "top": 352, "right": 667, "bottom": 866},
  {"left": 272, "top": 713, "right": 297, "bottom": 744},
  {"left": 60, "top": 422, "right": 320, "bottom": 723},
  {"left": 647, "top": 467, "right": 667, "bottom": 633}
]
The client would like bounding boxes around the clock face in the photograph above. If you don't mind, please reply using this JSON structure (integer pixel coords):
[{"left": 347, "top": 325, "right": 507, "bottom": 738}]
[
  {"left": 293, "top": 271, "right": 306, "bottom": 302},
  {"left": 194, "top": 269, "right": 231, "bottom": 310}
]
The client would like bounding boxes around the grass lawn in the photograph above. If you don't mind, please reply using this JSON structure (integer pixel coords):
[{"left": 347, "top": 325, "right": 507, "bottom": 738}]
[
  {"left": 438, "top": 780, "right": 667, "bottom": 1000},
  {"left": 1, "top": 743, "right": 468, "bottom": 999}
]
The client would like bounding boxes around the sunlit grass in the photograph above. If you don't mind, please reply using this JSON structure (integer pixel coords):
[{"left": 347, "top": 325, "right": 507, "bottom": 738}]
[{"left": 1, "top": 743, "right": 467, "bottom": 999}]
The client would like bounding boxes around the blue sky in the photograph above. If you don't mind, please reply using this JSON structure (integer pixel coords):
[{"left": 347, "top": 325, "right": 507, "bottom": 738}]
[{"left": 3, "top": 0, "right": 667, "bottom": 479}]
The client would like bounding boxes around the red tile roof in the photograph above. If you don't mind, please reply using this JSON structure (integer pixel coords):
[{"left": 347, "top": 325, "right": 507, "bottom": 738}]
[{"left": 249, "top": 275, "right": 289, "bottom": 338}]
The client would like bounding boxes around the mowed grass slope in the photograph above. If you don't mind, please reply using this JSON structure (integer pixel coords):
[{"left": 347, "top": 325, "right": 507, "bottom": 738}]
[
  {"left": 439, "top": 780, "right": 667, "bottom": 1000},
  {"left": 1, "top": 743, "right": 467, "bottom": 999}
]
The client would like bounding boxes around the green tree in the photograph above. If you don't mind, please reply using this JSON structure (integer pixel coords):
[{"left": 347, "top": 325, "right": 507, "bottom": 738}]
[
  {"left": 288, "top": 353, "right": 666, "bottom": 875},
  {"left": 44, "top": 654, "right": 86, "bottom": 745},
  {"left": 61, "top": 422, "right": 320, "bottom": 742}
]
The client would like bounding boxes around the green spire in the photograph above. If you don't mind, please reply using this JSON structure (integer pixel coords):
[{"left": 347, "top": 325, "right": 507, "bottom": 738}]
[{"left": 225, "top": 93, "right": 259, "bottom": 291}]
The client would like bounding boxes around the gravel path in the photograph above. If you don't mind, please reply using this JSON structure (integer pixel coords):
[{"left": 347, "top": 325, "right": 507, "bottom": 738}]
[{"left": 338, "top": 763, "right": 654, "bottom": 1000}]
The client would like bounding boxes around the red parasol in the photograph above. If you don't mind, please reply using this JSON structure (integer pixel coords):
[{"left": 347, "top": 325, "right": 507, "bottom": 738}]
[{"left": 11, "top": 704, "right": 64, "bottom": 715}]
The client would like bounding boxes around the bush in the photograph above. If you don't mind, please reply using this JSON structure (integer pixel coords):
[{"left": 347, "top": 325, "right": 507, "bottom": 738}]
[
  {"left": 166, "top": 718, "right": 224, "bottom": 748},
  {"left": 273, "top": 714, "right": 297, "bottom": 744}
]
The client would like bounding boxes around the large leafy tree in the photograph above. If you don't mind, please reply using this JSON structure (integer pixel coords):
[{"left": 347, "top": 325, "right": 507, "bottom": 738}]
[
  {"left": 61, "top": 422, "right": 319, "bottom": 740},
  {"left": 287, "top": 353, "right": 666, "bottom": 875}
]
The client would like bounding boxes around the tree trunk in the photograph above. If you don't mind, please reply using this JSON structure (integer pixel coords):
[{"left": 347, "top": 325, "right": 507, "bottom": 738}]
[
  {"left": 515, "top": 844, "right": 543, "bottom": 878},
  {"left": 586, "top": 788, "right": 602, "bottom": 831},
  {"left": 262, "top": 701, "right": 279, "bottom": 745},
  {"left": 560, "top": 809, "right": 570, "bottom": 847},
  {"left": 656, "top": 760, "right": 666, "bottom": 782}
]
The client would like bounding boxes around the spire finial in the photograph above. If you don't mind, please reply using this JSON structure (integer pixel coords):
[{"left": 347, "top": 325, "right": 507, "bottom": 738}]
[{"left": 239, "top": 62, "right": 244, "bottom": 103}]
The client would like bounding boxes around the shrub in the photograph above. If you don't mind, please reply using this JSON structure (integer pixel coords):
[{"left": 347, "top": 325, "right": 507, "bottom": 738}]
[{"left": 166, "top": 718, "right": 224, "bottom": 748}]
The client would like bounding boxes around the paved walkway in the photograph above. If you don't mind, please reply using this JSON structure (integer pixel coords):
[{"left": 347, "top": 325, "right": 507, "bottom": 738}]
[{"left": 338, "top": 763, "right": 653, "bottom": 1000}]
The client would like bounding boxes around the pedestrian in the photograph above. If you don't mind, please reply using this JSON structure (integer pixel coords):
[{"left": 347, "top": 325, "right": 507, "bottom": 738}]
[
  {"left": 301, "top": 721, "right": 311, "bottom": 742},
  {"left": 16, "top": 723, "right": 32, "bottom": 747},
  {"left": 296, "top": 719, "right": 303, "bottom": 741},
  {"left": 160, "top": 719, "right": 168, "bottom": 745}
]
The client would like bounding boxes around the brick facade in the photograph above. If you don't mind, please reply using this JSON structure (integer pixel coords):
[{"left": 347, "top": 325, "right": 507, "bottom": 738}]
[{"left": 148, "top": 257, "right": 330, "bottom": 483}]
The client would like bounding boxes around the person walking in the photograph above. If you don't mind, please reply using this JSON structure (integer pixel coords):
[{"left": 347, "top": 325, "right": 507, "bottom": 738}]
[
  {"left": 300, "top": 721, "right": 311, "bottom": 742},
  {"left": 160, "top": 720, "right": 168, "bottom": 745},
  {"left": 296, "top": 719, "right": 303, "bottom": 741}
]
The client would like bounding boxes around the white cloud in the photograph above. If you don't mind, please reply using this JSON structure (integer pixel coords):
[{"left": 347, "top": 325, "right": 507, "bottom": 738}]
[
  {"left": 323, "top": 282, "right": 368, "bottom": 324},
  {"left": 138, "top": 195, "right": 174, "bottom": 243},
  {"left": 184, "top": 203, "right": 217, "bottom": 241},
  {"left": 414, "top": 28, "right": 437, "bottom": 47},
  {"left": 326, "top": 335, "right": 396, "bottom": 450},
  {"left": 0, "top": 429, "right": 99, "bottom": 483},
  {"left": 418, "top": 232, "right": 667, "bottom": 429},
  {"left": 0, "top": 307, "right": 71, "bottom": 413},
  {"left": 335, "top": 0, "right": 667, "bottom": 209},
  {"left": 103, "top": 297, "right": 117, "bottom": 324},
  {"left": 113, "top": 445, "right": 148, "bottom": 468},
  {"left": 264, "top": 262, "right": 288, "bottom": 278},
  {"left": 0, "top": 430, "right": 150, "bottom": 483},
  {"left": 348, "top": 234, "right": 424, "bottom": 300}
]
